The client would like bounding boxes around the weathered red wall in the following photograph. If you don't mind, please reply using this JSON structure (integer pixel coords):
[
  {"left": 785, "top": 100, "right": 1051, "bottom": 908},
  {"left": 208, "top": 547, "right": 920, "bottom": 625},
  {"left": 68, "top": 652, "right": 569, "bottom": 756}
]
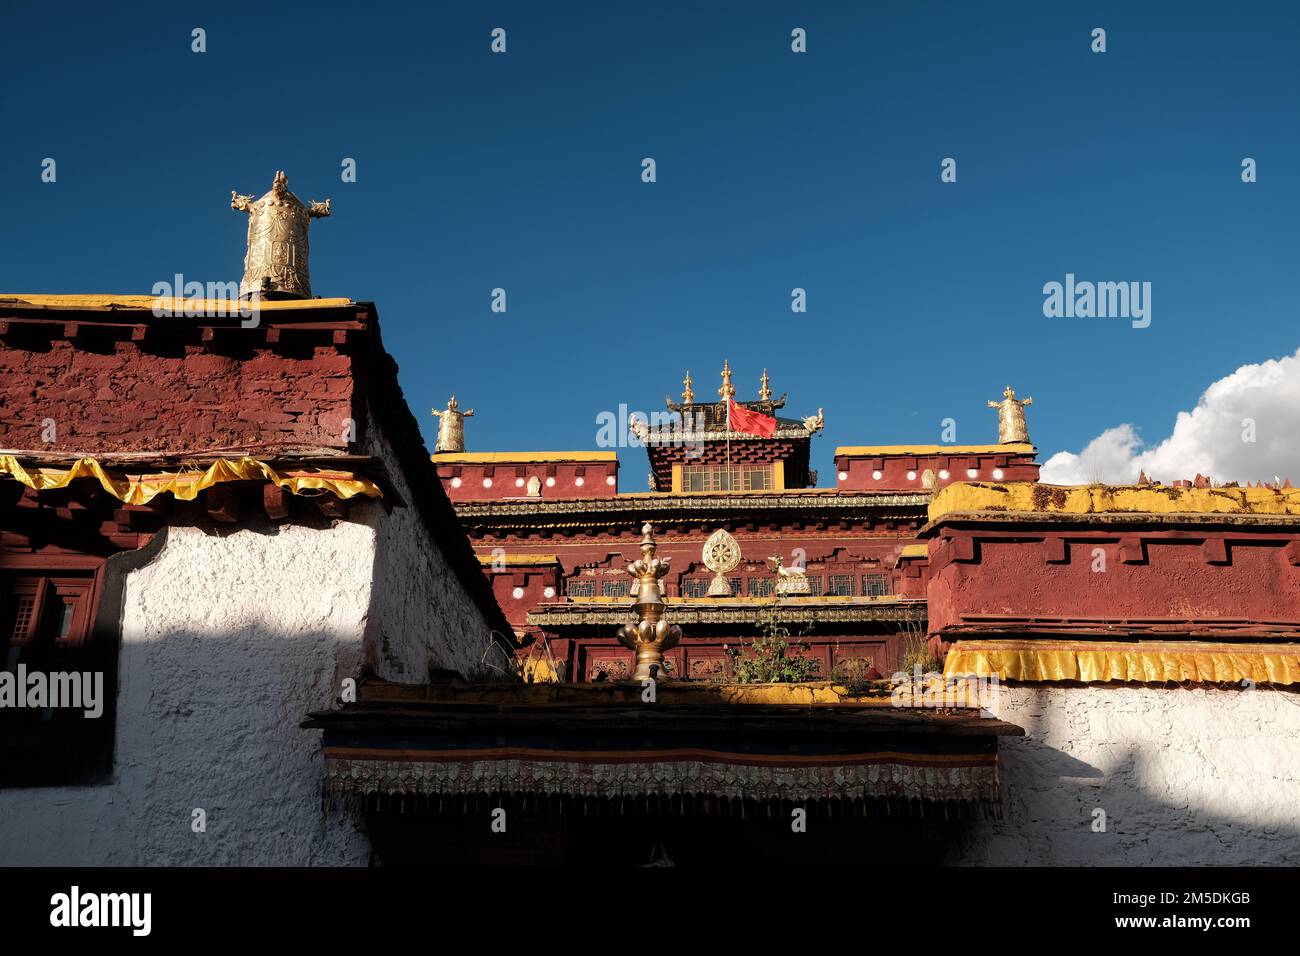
[
  {"left": 0, "top": 338, "right": 356, "bottom": 455},
  {"left": 437, "top": 460, "right": 619, "bottom": 501},
  {"left": 835, "top": 450, "right": 1039, "bottom": 492},
  {"left": 487, "top": 565, "right": 563, "bottom": 630},
  {"left": 926, "top": 527, "right": 1300, "bottom": 635}
]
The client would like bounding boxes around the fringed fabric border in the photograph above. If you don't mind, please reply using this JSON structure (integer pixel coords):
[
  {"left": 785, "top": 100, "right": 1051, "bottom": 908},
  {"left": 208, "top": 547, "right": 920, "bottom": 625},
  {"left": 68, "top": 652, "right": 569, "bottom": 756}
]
[
  {"left": 322, "top": 754, "right": 999, "bottom": 806},
  {"left": 943, "top": 639, "right": 1300, "bottom": 685}
]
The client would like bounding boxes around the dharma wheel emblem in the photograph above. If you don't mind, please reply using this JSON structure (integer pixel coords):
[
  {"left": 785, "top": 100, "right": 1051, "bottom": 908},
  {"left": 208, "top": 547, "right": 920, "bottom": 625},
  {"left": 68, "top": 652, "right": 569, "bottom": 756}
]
[{"left": 702, "top": 528, "right": 741, "bottom": 597}]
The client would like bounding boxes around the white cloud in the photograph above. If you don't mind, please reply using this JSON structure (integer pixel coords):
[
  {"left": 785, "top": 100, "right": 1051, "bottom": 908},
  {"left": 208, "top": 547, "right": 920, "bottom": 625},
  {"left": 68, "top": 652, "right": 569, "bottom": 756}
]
[{"left": 1040, "top": 347, "right": 1300, "bottom": 486}]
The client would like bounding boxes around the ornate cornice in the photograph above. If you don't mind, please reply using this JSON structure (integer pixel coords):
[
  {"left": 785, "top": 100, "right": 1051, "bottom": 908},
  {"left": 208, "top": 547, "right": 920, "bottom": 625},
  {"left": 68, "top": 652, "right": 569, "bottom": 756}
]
[
  {"left": 455, "top": 491, "right": 929, "bottom": 526},
  {"left": 641, "top": 426, "right": 816, "bottom": 443},
  {"left": 527, "top": 598, "right": 927, "bottom": 627}
]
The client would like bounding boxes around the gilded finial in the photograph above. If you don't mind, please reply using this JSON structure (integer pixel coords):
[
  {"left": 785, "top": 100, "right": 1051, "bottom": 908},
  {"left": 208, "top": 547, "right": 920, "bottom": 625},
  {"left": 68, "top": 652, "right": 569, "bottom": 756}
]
[
  {"left": 682, "top": 370, "right": 695, "bottom": 405},
  {"left": 231, "top": 171, "right": 330, "bottom": 299},
  {"left": 432, "top": 395, "right": 475, "bottom": 453},
  {"left": 759, "top": 368, "right": 772, "bottom": 402},
  {"left": 617, "top": 523, "right": 682, "bottom": 680},
  {"left": 987, "top": 385, "right": 1034, "bottom": 444},
  {"left": 718, "top": 359, "right": 735, "bottom": 401}
]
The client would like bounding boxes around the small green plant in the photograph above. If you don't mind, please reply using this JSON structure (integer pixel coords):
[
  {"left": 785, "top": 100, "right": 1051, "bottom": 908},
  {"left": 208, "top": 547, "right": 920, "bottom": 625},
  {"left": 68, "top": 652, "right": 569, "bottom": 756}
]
[{"left": 725, "top": 606, "right": 820, "bottom": 684}]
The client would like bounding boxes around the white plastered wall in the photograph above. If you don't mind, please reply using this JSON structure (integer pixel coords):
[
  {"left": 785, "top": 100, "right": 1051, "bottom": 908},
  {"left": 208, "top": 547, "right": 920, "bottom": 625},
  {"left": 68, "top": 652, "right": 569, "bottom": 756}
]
[
  {"left": 0, "top": 468, "right": 504, "bottom": 864},
  {"left": 950, "top": 683, "right": 1300, "bottom": 865}
]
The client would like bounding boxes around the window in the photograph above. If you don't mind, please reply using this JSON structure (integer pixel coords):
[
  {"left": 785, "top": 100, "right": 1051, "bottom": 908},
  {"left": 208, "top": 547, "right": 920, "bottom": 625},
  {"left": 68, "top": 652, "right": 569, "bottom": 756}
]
[
  {"left": 5, "top": 573, "right": 99, "bottom": 658},
  {"left": 601, "top": 580, "right": 629, "bottom": 598},
  {"left": 804, "top": 575, "right": 822, "bottom": 596},
  {"left": 1, "top": 568, "right": 112, "bottom": 787},
  {"left": 566, "top": 579, "right": 596, "bottom": 598},
  {"left": 680, "top": 578, "right": 710, "bottom": 599},
  {"left": 826, "top": 574, "right": 855, "bottom": 596},
  {"left": 681, "top": 464, "right": 773, "bottom": 492},
  {"left": 861, "top": 573, "right": 889, "bottom": 597},
  {"left": 747, "top": 577, "right": 775, "bottom": 597}
]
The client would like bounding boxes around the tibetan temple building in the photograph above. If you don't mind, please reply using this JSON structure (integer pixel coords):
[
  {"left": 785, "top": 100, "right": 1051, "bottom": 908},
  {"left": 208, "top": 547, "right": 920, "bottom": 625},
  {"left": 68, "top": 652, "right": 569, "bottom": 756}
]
[
  {"left": 3, "top": 172, "right": 1298, "bottom": 866},
  {"left": 429, "top": 365, "right": 1039, "bottom": 686}
]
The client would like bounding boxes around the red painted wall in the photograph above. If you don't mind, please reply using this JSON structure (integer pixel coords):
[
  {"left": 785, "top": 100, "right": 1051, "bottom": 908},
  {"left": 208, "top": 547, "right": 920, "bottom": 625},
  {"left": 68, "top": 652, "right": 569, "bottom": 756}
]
[
  {"left": 0, "top": 338, "right": 356, "bottom": 455},
  {"left": 834, "top": 450, "right": 1039, "bottom": 492},
  {"left": 487, "top": 565, "right": 564, "bottom": 630},
  {"left": 926, "top": 526, "right": 1300, "bottom": 635},
  {"left": 436, "top": 460, "right": 619, "bottom": 501}
]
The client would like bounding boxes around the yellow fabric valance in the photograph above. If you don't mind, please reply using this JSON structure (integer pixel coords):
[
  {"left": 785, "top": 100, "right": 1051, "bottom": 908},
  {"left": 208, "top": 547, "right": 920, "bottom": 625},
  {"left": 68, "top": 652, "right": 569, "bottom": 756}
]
[
  {"left": 0, "top": 455, "right": 382, "bottom": 506},
  {"left": 943, "top": 639, "right": 1300, "bottom": 686}
]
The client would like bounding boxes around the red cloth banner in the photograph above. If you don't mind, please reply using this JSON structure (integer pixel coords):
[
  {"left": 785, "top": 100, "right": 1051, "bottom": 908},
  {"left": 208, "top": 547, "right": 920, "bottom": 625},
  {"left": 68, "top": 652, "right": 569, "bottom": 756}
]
[{"left": 728, "top": 399, "right": 777, "bottom": 438}]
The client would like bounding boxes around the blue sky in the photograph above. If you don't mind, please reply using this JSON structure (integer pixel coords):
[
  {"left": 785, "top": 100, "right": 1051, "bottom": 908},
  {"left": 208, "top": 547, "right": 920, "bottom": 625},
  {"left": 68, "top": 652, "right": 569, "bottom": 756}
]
[{"left": 2, "top": 1, "right": 1297, "bottom": 479}]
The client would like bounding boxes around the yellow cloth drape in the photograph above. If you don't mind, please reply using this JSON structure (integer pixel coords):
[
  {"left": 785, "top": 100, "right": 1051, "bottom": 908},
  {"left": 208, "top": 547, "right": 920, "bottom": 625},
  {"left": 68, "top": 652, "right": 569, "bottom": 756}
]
[
  {"left": 0, "top": 455, "right": 382, "bottom": 505},
  {"left": 943, "top": 639, "right": 1300, "bottom": 685}
]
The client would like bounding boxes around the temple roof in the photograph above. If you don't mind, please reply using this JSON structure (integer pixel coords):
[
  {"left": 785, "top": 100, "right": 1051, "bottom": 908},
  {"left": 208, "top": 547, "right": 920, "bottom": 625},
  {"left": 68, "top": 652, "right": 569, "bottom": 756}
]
[
  {"left": 658, "top": 399, "right": 803, "bottom": 432},
  {"left": 646, "top": 363, "right": 823, "bottom": 441},
  {"left": 0, "top": 292, "right": 515, "bottom": 647}
]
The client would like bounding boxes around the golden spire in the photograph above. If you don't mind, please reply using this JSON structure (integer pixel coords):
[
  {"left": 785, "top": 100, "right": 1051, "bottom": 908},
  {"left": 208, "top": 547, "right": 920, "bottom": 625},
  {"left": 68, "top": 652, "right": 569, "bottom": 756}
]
[
  {"left": 718, "top": 359, "right": 735, "bottom": 401},
  {"left": 759, "top": 368, "right": 772, "bottom": 402},
  {"left": 616, "top": 523, "right": 682, "bottom": 681},
  {"left": 682, "top": 370, "right": 695, "bottom": 404}
]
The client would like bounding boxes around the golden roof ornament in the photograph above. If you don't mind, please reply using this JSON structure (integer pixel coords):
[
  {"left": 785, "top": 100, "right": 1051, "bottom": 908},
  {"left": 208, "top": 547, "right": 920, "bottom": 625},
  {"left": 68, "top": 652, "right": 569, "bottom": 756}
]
[
  {"left": 987, "top": 385, "right": 1034, "bottom": 444},
  {"left": 682, "top": 370, "right": 695, "bottom": 405},
  {"left": 759, "top": 369, "right": 772, "bottom": 403},
  {"left": 702, "top": 528, "right": 741, "bottom": 597},
  {"left": 432, "top": 395, "right": 474, "bottom": 453},
  {"left": 617, "top": 524, "right": 682, "bottom": 681},
  {"left": 231, "top": 171, "right": 331, "bottom": 299},
  {"left": 718, "top": 359, "right": 735, "bottom": 401}
]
